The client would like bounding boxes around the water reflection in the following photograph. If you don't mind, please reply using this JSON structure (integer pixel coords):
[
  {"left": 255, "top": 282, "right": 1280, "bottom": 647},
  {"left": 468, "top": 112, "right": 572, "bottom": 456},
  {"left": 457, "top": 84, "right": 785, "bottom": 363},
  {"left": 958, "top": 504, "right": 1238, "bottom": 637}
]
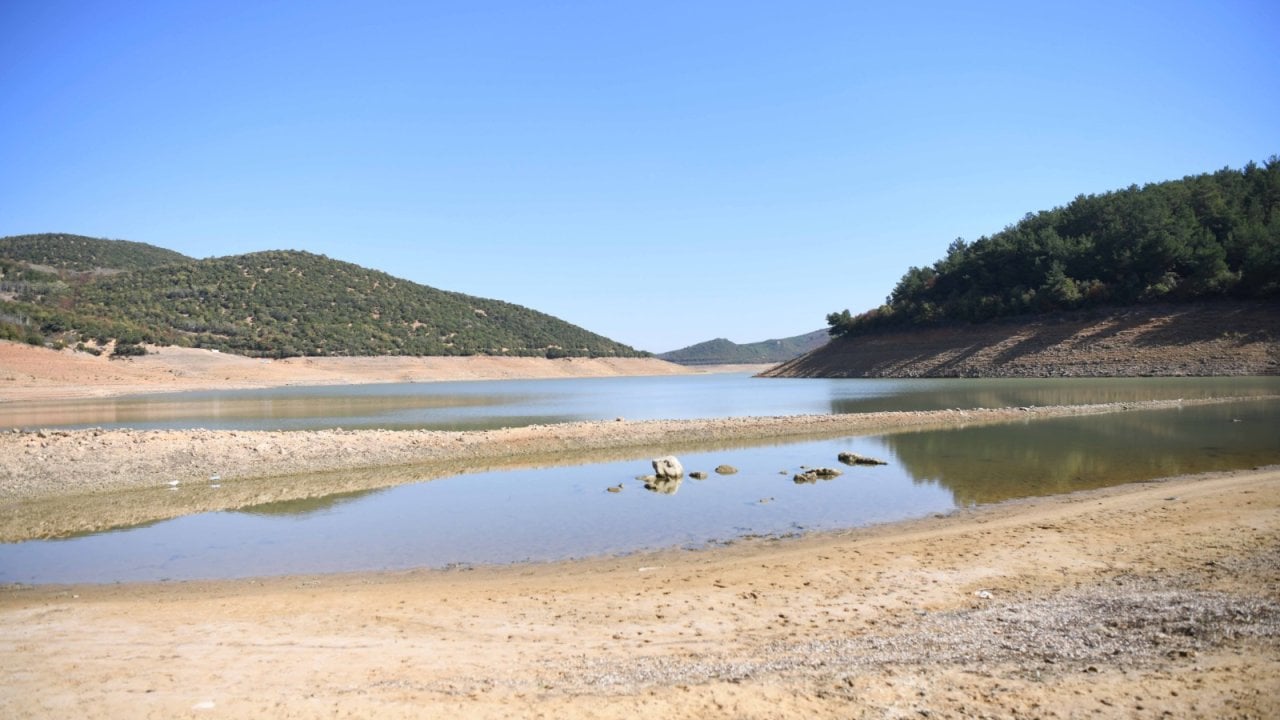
[
  {"left": 643, "top": 476, "right": 683, "bottom": 494},
  {"left": 829, "top": 376, "right": 1280, "bottom": 414},
  {"left": 878, "top": 401, "right": 1280, "bottom": 506},
  {"left": 6, "top": 375, "right": 1278, "bottom": 432},
  {"left": 0, "top": 390, "right": 563, "bottom": 432},
  {"left": 235, "top": 488, "right": 387, "bottom": 517},
  {"left": 2, "top": 400, "right": 1276, "bottom": 584}
]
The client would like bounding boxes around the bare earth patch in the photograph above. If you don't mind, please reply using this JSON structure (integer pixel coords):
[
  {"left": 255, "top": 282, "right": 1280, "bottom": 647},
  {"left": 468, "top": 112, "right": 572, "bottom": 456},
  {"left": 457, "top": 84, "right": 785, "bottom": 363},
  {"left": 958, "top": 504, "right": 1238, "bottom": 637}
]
[
  {"left": 767, "top": 300, "right": 1280, "bottom": 378},
  {"left": 0, "top": 341, "right": 694, "bottom": 402}
]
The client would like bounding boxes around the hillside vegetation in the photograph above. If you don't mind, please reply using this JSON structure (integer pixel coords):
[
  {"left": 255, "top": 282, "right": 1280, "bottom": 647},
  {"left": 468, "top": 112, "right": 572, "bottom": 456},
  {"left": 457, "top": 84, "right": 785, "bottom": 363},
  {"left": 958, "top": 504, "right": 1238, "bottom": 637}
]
[
  {"left": 659, "top": 330, "right": 827, "bottom": 365},
  {"left": 0, "top": 233, "right": 192, "bottom": 272},
  {"left": 827, "top": 159, "right": 1280, "bottom": 338},
  {"left": 0, "top": 238, "right": 642, "bottom": 359}
]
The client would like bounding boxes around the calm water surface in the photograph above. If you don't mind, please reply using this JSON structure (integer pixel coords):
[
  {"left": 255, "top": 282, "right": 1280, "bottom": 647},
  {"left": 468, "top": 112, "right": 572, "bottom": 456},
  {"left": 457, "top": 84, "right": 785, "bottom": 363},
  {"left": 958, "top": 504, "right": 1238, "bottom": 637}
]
[
  {"left": 3, "top": 399, "right": 1276, "bottom": 584},
  {"left": 3, "top": 374, "right": 1278, "bottom": 431}
]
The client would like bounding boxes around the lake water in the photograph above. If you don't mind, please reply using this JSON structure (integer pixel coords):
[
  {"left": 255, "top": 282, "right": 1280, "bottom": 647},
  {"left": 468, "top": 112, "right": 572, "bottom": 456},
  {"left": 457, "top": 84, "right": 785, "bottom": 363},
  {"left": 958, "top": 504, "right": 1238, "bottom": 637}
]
[
  {"left": 2, "top": 394, "right": 1277, "bottom": 585},
  {"left": 3, "top": 374, "right": 1279, "bottom": 431}
]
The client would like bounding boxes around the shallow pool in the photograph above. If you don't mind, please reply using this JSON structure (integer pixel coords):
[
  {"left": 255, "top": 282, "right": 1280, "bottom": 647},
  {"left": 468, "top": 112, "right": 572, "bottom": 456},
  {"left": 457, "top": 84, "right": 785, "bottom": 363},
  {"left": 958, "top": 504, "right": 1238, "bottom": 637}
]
[{"left": 3, "top": 399, "right": 1275, "bottom": 584}]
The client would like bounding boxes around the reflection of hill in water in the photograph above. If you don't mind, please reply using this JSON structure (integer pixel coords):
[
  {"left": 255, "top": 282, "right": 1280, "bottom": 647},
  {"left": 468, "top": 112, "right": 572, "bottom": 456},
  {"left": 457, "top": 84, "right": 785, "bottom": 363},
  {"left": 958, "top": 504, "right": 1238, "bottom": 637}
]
[
  {"left": 236, "top": 488, "right": 387, "bottom": 517},
  {"left": 879, "top": 401, "right": 1280, "bottom": 506},
  {"left": 830, "top": 377, "right": 1280, "bottom": 414}
]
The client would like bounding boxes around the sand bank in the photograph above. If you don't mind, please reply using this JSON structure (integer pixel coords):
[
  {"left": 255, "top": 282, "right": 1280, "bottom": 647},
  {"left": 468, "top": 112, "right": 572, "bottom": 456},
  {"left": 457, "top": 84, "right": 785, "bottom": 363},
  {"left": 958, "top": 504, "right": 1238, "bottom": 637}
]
[{"left": 2, "top": 465, "right": 1276, "bottom": 718}]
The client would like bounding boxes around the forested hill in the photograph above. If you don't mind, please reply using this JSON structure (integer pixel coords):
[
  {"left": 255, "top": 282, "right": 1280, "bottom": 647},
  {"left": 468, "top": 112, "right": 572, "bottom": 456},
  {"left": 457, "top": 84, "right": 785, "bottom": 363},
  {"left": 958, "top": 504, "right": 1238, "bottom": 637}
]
[
  {"left": 659, "top": 330, "right": 828, "bottom": 365},
  {"left": 0, "top": 240, "right": 644, "bottom": 359},
  {"left": 0, "top": 233, "right": 192, "bottom": 272},
  {"left": 763, "top": 300, "right": 1280, "bottom": 378},
  {"left": 826, "top": 158, "right": 1280, "bottom": 338}
]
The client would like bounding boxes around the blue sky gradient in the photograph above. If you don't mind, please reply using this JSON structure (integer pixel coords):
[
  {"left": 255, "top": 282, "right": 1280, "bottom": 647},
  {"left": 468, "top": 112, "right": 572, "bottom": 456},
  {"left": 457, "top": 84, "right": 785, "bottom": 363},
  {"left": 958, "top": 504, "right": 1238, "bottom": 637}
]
[{"left": 2, "top": 1, "right": 1276, "bottom": 351}]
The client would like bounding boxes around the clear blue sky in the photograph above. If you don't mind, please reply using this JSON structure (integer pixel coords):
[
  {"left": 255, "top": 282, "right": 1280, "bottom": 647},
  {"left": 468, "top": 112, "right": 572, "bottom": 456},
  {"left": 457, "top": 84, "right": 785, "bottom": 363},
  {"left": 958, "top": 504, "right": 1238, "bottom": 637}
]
[{"left": 2, "top": 1, "right": 1276, "bottom": 352}]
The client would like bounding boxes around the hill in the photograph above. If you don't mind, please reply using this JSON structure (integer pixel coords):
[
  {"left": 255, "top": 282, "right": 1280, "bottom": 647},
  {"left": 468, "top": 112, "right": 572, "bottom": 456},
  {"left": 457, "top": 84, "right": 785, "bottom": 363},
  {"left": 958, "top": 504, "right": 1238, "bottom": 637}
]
[
  {"left": 0, "top": 238, "right": 643, "bottom": 359},
  {"left": 826, "top": 158, "right": 1280, "bottom": 339},
  {"left": 0, "top": 233, "right": 192, "bottom": 272},
  {"left": 790, "top": 158, "right": 1280, "bottom": 378},
  {"left": 764, "top": 300, "right": 1279, "bottom": 378},
  {"left": 659, "top": 330, "right": 827, "bottom": 365}
]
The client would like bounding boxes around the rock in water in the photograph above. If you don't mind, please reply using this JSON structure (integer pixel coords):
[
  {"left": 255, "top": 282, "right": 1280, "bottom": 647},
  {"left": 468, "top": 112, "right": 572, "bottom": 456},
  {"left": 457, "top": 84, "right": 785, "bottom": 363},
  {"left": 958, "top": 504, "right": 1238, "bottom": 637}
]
[
  {"left": 652, "top": 456, "right": 684, "bottom": 480},
  {"left": 714, "top": 464, "right": 738, "bottom": 475},
  {"left": 838, "top": 451, "right": 888, "bottom": 466},
  {"left": 794, "top": 467, "right": 843, "bottom": 484}
]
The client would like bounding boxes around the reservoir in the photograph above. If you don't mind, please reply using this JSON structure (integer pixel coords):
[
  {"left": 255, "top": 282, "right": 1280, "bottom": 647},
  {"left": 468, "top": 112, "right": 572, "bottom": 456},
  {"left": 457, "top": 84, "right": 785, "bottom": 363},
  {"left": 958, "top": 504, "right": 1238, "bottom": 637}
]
[
  {"left": 2, "top": 373, "right": 1278, "bottom": 432},
  {"left": 1, "top": 392, "right": 1276, "bottom": 584}
]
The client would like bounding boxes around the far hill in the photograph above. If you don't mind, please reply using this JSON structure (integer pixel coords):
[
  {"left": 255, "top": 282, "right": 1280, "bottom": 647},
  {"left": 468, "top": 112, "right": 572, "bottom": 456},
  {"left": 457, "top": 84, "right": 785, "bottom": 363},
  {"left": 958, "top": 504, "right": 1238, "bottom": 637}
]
[
  {"left": 0, "top": 233, "right": 192, "bottom": 272},
  {"left": 659, "top": 330, "right": 828, "bottom": 366},
  {"left": 0, "top": 237, "right": 643, "bottom": 359},
  {"left": 790, "top": 158, "right": 1280, "bottom": 378}
]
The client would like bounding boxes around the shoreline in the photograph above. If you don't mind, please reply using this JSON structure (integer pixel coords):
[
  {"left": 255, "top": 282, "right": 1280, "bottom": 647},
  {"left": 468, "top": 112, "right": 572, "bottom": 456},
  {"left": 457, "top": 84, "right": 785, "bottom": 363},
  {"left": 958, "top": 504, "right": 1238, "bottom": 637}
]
[
  {"left": 5, "top": 395, "right": 1275, "bottom": 541},
  {"left": 0, "top": 342, "right": 708, "bottom": 403},
  {"left": 3, "top": 465, "right": 1276, "bottom": 718}
]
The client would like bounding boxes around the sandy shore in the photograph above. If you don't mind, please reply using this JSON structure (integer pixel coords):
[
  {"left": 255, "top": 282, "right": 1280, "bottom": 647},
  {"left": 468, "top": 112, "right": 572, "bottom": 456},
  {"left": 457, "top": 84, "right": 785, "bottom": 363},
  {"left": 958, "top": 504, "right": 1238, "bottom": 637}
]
[
  {"left": 2, "top": 465, "right": 1276, "bottom": 719},
  {"left": 0, "top": 342, "right": 699, "bottom": 402}
]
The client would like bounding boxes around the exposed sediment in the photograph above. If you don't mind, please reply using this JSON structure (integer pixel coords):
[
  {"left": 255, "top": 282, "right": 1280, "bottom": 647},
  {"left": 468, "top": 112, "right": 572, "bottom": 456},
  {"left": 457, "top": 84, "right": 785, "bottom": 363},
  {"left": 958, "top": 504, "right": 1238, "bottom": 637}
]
[
  {"left": 765, "top": 300, "right": 1280, "bottom": 378},
  {"left": 0, "top": 342, "right": 695, "bottom": 402}
]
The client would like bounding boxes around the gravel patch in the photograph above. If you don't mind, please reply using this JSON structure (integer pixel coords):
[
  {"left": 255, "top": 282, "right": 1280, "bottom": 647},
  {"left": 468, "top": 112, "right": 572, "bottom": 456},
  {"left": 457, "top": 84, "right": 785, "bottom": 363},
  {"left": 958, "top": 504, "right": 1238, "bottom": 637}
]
[{"left": 564, "top": 576, "right": 1280, "bottom": 693}]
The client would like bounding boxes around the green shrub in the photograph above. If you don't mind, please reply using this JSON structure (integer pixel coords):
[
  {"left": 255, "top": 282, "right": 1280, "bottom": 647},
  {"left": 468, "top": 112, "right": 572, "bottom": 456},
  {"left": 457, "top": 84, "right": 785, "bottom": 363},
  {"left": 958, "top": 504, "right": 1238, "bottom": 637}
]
[{"left": 111, "top": 341, "right": 147, "bottom": 358}]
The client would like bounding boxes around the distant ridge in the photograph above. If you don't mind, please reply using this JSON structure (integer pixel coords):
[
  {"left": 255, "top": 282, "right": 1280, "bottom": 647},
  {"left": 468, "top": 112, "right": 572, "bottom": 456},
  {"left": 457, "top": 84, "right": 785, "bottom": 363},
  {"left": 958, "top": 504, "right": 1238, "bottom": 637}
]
[
  {"left": 659, "top": 329, "right": 828, "bottom": 366},
  {"left": 0, "top": 235, "right": 644, "bottom": 359}
]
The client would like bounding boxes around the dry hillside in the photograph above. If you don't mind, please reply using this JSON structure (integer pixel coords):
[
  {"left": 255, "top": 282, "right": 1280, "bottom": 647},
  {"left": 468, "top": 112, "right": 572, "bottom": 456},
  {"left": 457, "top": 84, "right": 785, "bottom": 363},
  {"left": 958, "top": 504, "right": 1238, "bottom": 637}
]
[{"left": 764, "top": 301, "right": 1279, "bottom": 378}]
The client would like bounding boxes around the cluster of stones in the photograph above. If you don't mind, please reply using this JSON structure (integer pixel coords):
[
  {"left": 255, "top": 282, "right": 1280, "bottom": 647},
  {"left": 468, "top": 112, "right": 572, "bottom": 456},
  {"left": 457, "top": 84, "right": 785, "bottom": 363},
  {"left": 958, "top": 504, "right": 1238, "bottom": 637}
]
[{"left": 612, "top": 453, "right": 890, "bottom": 494}]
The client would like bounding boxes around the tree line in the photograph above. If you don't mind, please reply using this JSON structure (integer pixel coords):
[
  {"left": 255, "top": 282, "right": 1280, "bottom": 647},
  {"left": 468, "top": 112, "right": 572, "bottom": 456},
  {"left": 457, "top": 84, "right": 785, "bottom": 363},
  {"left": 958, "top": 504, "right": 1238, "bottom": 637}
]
[{"left": 828, "top": 158, "right": 1280, "bottom": 337}]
